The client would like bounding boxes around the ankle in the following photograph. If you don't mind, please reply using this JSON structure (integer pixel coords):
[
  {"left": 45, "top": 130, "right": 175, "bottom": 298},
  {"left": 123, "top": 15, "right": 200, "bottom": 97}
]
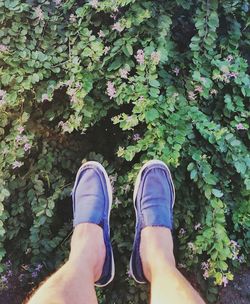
[
  {"left": 69, "top": 223, "right": 106, "bottom": 281},
  {"left": 140, "top": 227, "right": 176, "bottom": 281}
]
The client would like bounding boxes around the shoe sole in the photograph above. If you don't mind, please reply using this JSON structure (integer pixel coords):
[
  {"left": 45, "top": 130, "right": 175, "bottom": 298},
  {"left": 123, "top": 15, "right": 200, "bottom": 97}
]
[
  {"left": 72, "top": 161, "right": 115, "bottom": 287},
  {"left": 129, "top": 159, "right": 175, "bottom": 284}
]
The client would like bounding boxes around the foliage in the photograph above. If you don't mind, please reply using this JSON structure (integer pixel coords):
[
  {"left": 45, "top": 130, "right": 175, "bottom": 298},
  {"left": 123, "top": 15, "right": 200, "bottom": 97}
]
[{"left": 0, "top": 0, "right": 250, "bottom": 302}]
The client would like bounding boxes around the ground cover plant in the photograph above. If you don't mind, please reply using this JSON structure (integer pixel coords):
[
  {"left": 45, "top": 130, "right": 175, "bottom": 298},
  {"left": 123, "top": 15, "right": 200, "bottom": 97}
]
[{"left": 0, "top": 0, "right": 249, "bottom": 303}]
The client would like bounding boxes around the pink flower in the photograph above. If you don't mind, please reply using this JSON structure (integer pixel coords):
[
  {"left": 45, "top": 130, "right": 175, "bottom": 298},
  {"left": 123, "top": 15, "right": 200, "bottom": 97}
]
[
  {"left": 24, "top": 143, "right": 32, "bottom": 152},
  {"left": 41, "top": 94, "right": 49, "bottom": 102},
  {"left": 16, "top": 135, "right": 24, "bottom": 143},
  {"left": 236, "top": 123, "right": 246, "bottom": 130},
  {"left": 187, "top": 242, "right": 196, "bottom": 251},
  {"left": 106, "top": 81, "right": 116, "bottom": 99},
  {"left": 89, "top": 0, "right": 98, "bottom": 8},
  {"left": 114, "top": 198, "right": 122, "bottom": 206},
  {"left": 228, "top": 72, "right": 238, "bottom": 79},
  {"left": 194, "top": 223, "right": 201, "bottom": 230},
  {"left": 201, "top": 261, "right": 209, "bottom": 270},
  {"left": 203, "top": 270, "right": 209, "bottom": 279},
  {"left": 12, "top": 161, "right": 23, "bottom": 169},
  {"left": 17, "top": 126, "right": 24, "bottom": 134},
  {"left": 34, "top": 6, "right": 44, "bottom": 21},
  {"left": 112, "top": 22, "right": 123, "bottom": 32},
  {"left": 188, "top": 91, "right": 196, "bottom": 101},
  {"left": 103, "top": 46, "right": 110, "bottom": 55},
  {"left": 119, "top": 68, "right": 129, "bottom": 79},
  {"left": 151, "top": 51, "right": 160, "bottom": 64},
  {"left": 0, "top": 44, "right": 9, "bottom": 52},
  {"left": 69, "top": 14, "right": 77, "bottom": 23},
  {"left": 226, "top": 55, "right": 233, "bottom": 62},
  {"left": 133, "top": 133, "right": 141, "bottom": 141},
  {"left": 126, "top": 269, "right": 132, "bottom": 278},
  {"left": 211, "top": 89, "right": 218, "bottom": 95},
  {"left": 195, "top": 85, "right": 203, "bottom": 93},
  {"left": 135, "top": 49, "right": 144, "bottom": 65},
  {"left": 98, "top": 30, "right": 105, "bottom": 38},
  {"left": 173, "top": 67, "right": 180, "bottom": 76},
  {"left": 53, "top": 0, "right": 61, "bottom": 5},
  {"left": 0, "top": 89, "right": 7, "bottom": 105},
  {"left": 222, "top": 276, "right": 228, "bottom": 287},
  {"left": 237, "top": 254, "right": 245, "bottom": 263},
  {"left": 179, "top": 228, "right": 186, "bottom": 236}
]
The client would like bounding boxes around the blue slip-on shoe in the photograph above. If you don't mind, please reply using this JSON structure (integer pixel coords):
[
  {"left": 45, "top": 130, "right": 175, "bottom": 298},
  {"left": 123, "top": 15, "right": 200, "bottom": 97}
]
[
  {"left": 130, "top": 160, "right": 175, "bottom": 284},
  {"left": 71, "top": 161, "right": 115, "bottom": 287}
]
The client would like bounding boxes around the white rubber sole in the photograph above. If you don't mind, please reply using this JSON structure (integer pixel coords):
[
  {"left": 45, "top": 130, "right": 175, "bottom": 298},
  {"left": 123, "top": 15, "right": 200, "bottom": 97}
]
[
  {"left": 129, "top": 160, "right": 175, "bottom": 284},
  {"left": 72, "top": 161, "right": 115, "bottom": 287}
]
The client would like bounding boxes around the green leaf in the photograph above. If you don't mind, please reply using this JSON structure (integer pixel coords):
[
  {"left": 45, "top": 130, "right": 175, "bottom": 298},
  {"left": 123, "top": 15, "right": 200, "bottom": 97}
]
[
  {"left": 212, "top": 189, "right": 223, "bottom": 198},
  {"left": 149, "top": 79, "right": 160, "bottom": 88},
  {"left": 31, "top": 73, "right": 40, "bottom": 83},
  {"left": 145, "top": 108, "right": 160, "bottom": 122},
  {"left": 108, "top": 58, "right": 123, "bottom": 71},
  {"left": 123, "top": 44, "right": 133, "bottom": 57}
]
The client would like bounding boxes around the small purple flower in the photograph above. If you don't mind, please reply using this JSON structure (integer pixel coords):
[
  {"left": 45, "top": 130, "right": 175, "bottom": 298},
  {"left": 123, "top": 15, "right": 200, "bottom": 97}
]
[
  {"left": 16, "top": 135, "right": 28, "bottom": 143},
  {"left": 89, "top": 0, "right": 98, "bottom": 8},
  {"left": 195, "top": 85, "right": 203, "bottom": 93},
  {"left": 194, "top": 223, "right": 201, "bottom": 230},
  {"left": 1, "top": 275, "right": 8, "bottom": 284},
  {"left": 119, "top": 68, "right": 129, "bottom": 79},
  {"left": 179, "top": 228, "right": 186, "bottom": 236},
  {"left": 114, "top": 198, "right": 121, "bottom": 207},
  {"left": 0, "top": 89, "right": 7, "bottom": 105},
  {"left": 7, "top": 270, "right": 12, "bottom": 277},
  {"left": 173, "top": 67, "right": 180, "bottom": 76},
  {"left": 188, "top": 91, "right": 196, "bottom": 101},
  {"left": 236, "top": 123, "right": 246, "bottom": 130},
  {"left": 17, "top": 126, "right": 24, "bottom": 134},
  {"left": 126, "top": 269, "right": 132, "bottom": 278},
  {"left": 106, "top": 81, "right": 116, "bottom": 99},
  {"left": 41, "top": 94, "right": 49, "bottom": 102},
  {"left": 151, "top": 51, "right": 160, "bottom": 64},
  {"left": 187, "top": 242, "right": 196, "bottom": 251},
  {"left": 18, "top": 274, "right": 25, "bottom": 282},
  {"left": 24, "top": 143, "right": 32, "bottom": 152},
  {"left": 227, "top": 72, "right": 238, "bottom": 79},
  {"left": 201, "top": 261, "right": 209, "bottom": 270},
  {"left": 135, "top": 49, "right": 144, "bottom": 65},
  {"left": 222, "top": 276, "right": 228, "bottom": 287},
  {"left": 98, "top": 30, "right": 105, "bottom": 38},
  {"left": 211, "top": 89, "right": 218, "bottom": 95},
  {"left": 12, "top": 161, "right": 23, "bottom": 169},
  {"left": 226, "top": 55, "right": 233, "bottom": 62},
  {"left": 203, "top": 270, "right": 209, "bottom": 279},
  {"left": 69, "top": 14, "right": 77, "bottom": 23},
  {"left": 34, "top": 6, "right": 44, "bottom": 21},
  {"left": 53, "top": 0, "right": 61, "bottom": 5},
  {"left": 35, "top": 264, "right": 43, "bottom": 272},
  {"left": 32, "top": 271, "right": 38, "bottom": 278},
  {"left": 5, "top": 260, "right": 12, "bottom": 267},
  {"left": 103, "top": 46, "right": 110, "bottom": 55},
  {"left": 112, "top": 22, "right": 123, "bottom": 32},
  {"left": 237, "top": 254, "right": 245, "bottom": 264},
  {"left": 0, "top": 44, "right": 9, "bottom": 52},
  {"left": 133, "top": 133, "right": 141, "bottom": 141}
]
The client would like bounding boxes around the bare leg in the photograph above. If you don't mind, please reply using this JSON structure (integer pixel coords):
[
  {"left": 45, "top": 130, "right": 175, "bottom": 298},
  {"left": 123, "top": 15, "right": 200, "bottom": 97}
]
[
  {"left": 28, "top": 223, "right": 105, "bottom": 304},
  {"left": 141, "top": 227, "right": 205, "bottom": 304}
]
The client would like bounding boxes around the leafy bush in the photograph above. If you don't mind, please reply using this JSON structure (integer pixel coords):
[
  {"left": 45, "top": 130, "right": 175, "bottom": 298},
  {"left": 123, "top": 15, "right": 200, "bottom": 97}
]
[{"left": 0, "top": 0, "right": 249, "bottom": 302}]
